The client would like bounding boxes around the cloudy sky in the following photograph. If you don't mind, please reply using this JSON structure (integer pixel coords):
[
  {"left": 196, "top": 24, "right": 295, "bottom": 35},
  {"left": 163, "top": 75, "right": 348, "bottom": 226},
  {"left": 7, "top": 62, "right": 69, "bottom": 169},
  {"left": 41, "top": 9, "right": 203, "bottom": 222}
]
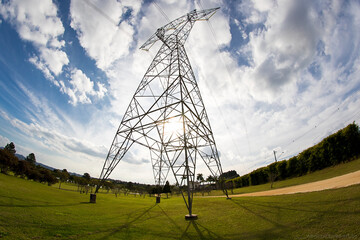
[{"left": 1, "top": 0, "right": 360, "bottom": 184}]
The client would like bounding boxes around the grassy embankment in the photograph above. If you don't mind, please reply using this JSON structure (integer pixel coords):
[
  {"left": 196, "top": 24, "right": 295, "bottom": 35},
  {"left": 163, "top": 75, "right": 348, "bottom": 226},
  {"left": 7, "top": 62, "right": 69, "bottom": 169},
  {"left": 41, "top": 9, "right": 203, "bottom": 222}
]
[
  {"left": 1, "top": 160, "right": 360, "bottom": 239},
  {"left": 205, "top": 157, "right": 360, "bottom": 196}
]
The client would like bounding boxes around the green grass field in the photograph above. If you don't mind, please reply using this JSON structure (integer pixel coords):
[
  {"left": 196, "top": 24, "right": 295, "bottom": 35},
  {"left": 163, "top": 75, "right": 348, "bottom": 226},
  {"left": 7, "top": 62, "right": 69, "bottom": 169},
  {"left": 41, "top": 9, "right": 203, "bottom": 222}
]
[{"left": 1, "top": 167, "right": 360, "bottom": 239}]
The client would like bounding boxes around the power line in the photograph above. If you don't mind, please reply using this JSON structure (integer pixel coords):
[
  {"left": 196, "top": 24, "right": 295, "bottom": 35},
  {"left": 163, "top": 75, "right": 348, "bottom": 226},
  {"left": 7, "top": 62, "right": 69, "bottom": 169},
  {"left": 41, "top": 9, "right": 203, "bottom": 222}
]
[
  {"left": 282, "top": 96, "right": 351, "bottom": 151},
  {"left": 82, "top": 0, "right": 119, "bottom": 26},
  {"left": 260, "top": 90, "right": 360, "bottom": 163},
  {"left": 197, "top": 0, "right": 205, "bottom": 11},
  {"left": 81, "top": 0, "right": 133, "bottom": 37},
  {"left": 152, "top": 1, "right": 171, "bottom": 23},
  {"left": 279, "top": 105, "right": 360, "bottom": 161},
  {"left": 193, "top": 0, "right": 253, "bottom": 173},
  {"left": 205, "top": 8, "right": 253, "bottom": 156},
  {"left": 198, "top": 1, "right": 251, "bottom": 152}
]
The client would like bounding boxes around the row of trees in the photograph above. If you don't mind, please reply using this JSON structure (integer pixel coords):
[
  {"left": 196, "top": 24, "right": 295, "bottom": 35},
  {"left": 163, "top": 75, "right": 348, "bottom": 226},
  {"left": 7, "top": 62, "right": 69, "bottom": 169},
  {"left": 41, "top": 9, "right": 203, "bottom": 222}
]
[
  {"left": 1, "top": 142, "right": 229, "bottom": 197},
  {"left": 0, "top": 142, "right": 98, "bottom": 190},
  {"left": 229, "top": 122, "right": 360, "bottom": 188},
  {"left": 0, "top": 142, "right": 57, "bottom": 185},
  {"left": 0, "top": 142, "right": 174, "bottom": 196},
  {"left": 196, "top": 173, "right": 222, "bottom": 185}
]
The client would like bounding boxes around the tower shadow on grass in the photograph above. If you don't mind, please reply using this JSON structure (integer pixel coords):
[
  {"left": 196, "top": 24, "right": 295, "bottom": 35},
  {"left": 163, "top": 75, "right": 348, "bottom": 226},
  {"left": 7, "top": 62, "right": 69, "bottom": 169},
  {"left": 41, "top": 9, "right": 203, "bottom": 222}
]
[
  {"left": 182, "top": 221, "right": 225, "bottom": 240},
  {"left": 230, "top": 199, "right": 293, "bottom": 239},
  {"left": 0, "top": 194, "right": 86, "bottom": 208},
  {"left": 98, "top": 204, "right": 157, "bottom": 240},
  {"left": 156, "top": 205, "right": 224, "bottom": 240},
  {"left": 156, "top": 205, "right": 189, "bottom": 238},
  {"left": 230, "top": 199, "right": 288, "bottom": 228}
]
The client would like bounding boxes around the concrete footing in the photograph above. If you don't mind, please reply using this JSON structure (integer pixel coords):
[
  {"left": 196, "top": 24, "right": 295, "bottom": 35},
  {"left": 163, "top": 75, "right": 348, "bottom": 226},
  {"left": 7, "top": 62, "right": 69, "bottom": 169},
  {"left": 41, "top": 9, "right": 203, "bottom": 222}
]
[
  {"left": 90, "top": 193, "right": 96, "bottom": 203},
  {"left": 185, "top": 214, "right": 198, "bottom": 220}
]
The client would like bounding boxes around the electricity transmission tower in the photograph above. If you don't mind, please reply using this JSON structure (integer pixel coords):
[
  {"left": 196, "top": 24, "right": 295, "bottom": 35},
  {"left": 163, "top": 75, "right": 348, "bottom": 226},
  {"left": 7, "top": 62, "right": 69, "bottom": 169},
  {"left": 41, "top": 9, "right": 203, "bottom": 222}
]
[{"left": 96, "top": 7, "right": 229, "bottom": 219}]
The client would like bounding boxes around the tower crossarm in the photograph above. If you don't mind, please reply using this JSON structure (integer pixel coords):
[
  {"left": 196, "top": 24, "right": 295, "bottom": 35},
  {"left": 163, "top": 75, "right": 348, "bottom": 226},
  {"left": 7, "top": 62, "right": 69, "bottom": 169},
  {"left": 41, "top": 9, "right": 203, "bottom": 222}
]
[{"left": 139, "top": 7, "right": 220, "bottom": 51}]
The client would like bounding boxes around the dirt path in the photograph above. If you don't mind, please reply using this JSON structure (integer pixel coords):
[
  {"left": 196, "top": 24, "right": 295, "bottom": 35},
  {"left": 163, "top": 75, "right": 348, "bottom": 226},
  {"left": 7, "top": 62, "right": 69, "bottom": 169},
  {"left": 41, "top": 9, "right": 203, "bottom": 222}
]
[{"left": 219, "top": 170, "right": 360, "bottom": 198}]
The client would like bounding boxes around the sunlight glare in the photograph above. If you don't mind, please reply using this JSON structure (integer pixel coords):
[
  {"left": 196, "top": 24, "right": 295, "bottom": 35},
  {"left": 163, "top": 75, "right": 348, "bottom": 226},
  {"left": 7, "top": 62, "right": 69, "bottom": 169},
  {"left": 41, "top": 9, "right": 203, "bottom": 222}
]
[{"left": 163, "top": 117, "right": 184, "bottom": 138}]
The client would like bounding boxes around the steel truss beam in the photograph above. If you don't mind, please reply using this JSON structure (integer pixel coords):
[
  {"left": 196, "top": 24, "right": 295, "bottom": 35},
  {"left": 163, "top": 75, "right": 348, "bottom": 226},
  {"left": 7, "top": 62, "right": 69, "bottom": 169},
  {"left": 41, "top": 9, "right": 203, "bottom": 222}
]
[{"left": 97, "top": 7, "right": 229, "bottom": 217}]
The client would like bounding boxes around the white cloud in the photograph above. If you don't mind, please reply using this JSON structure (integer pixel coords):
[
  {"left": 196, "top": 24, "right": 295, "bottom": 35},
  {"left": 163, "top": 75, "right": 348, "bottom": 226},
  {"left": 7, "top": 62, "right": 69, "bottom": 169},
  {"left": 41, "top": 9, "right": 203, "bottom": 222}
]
[
  {"left": 0, "top": 0, "right": 65, "bottom": 47},
  {"left": 38, "top": 47, "right": 69, "bottom": 76},
  {"left": 0, "top": 0, "right": 113, "bottom": 107},
  {"left": 0, "top": 104, "right": 156, "bottom": 181},
  {"left": 0, "top": 0, "right": 68, "bottom": 81},
  {"left": 29, "top": 47, "right": 69, "bottom": 78},
  {"left": 70, "top": 0, "right": 139, "bottom": 70},
  {"left": 0, "top": 107, "right": 107, "bottom": 170},
  {"left": 29, "top": 55, "right": 57, "bottom": 83},
  {"left": 176, "top": 0, "right": 360, "bottom": 176},
  {"left": 242, "top": 0, "right": 320, "bottom": 102},
  {"left": 15, "top": 80, "right": 67, "bottom": 130},
  {"left": 69, "top": 69, "right": 95, "bottom": 104},
  {"left": 60, "top": 69, "right": 108, "bottom": 106},
  {"left": 0, "top": 135, "right": 10, "bottom": 147},
  {"left": 2, "top": 0, "right": 360, "bottom": 182},
  {"left": 103, "top": 0, "right": 191, "bottom": 115}
]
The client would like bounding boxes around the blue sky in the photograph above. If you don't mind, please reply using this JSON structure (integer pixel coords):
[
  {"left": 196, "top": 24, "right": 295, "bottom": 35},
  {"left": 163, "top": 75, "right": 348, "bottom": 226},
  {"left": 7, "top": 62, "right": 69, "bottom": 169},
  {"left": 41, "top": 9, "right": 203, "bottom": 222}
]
[{"left": 1, "top": 0, "right": 360, "bottom": 184}]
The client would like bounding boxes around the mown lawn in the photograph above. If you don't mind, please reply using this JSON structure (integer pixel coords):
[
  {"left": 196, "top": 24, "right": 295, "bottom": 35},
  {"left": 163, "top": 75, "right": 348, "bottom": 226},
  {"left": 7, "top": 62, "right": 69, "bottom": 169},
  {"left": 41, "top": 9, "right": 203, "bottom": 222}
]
[{"left": 0, "top": 172, "right": 359, "bottom": 239}]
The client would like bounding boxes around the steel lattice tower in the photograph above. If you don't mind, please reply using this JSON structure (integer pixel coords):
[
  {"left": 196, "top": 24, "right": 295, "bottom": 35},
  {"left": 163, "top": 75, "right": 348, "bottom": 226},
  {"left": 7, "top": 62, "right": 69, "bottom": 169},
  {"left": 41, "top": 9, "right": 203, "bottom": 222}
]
[{"left": 96, "top": 7, "right": 228, "bottom": 218}]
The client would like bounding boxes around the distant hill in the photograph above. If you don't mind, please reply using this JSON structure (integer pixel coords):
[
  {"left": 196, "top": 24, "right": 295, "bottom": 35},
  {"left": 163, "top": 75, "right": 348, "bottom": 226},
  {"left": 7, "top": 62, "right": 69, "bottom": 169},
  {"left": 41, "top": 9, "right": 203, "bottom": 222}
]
[
  {"left": 35, "top": 162, "right": 55, "bottom": 171},
  {"left": 1, "top": 146, "right": 83, "bottom": 177},
  {"left": 15, "top": 153, "right": 26, "bottom": 160},
  {"left": 69, "top": 172, "right": 82, "bottom": 177},
  {"left": 0, "top": 147, "right": 26, "bottom": 160},
  {"left": 35, "top": 162, "right": 82, "bottom": 177}
]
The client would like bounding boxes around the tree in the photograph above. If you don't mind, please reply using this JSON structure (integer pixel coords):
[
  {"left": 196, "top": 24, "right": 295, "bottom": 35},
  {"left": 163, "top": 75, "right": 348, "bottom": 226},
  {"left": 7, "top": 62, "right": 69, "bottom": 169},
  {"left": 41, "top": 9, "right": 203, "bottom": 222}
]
[
  {"left": 39, "top": 168, "right": 57, "bottom": 185},
  {"left": 28, "top": 168, "right": 42, "bottom": 182},
  {"left": 25, "top": 153, "right": 36, "bottom": 165},
  {"left": 80, "top": 173, "right": 91, "bottom": 193},
  {"left": 57, "top": 169, "right": 70, "bottom": 189},
  {"left": 268, "top": 162, "right": 278, "bottom": 188},
  {"left": 196, "top": 173, "right": 205, "bottom": 194},
  {"left": 0, "top": 148, "right": 18, "bottom": 173},
  {"left": 162, "top": 181, "right": 171, "bottom": 198},
  {"left": 14, "top": 160, "right": 31, "bottom": 178},
  {"left": 287, "top": 156, "right": 298, "bottom": 177},
  {"left": 72, "top": 176, "right": 85, "bottom": 192},
  {"left": 150, "top": 186, "right": 159, "bottom": 195},
  {"left": 225, "top": 180, "right": 235, "bottom": 194},
  {"left": 4, "top": 142, "right": 16, "bottom": 155},
  {"left": 249, "top": 167, "right": 268, "bottom": 186},
  {"left": 220, "top": 170, "right": 239, "bottom": 179},
  {"left": 197, "top": 173, "right": 204, "bottom": 184},
  {"left": 277, "top": 160, "right": 287, "bottom": 180},
  {"left": 102, "top": 181, "right": 114, "bottom": 193},
  {"left": 126, "top": 181, "right": 134, "bottom": 193},
  {"left": 82, "top": 173, "right": 91, "bottom": 182},
  {"left": 206, "top": 175, "right": 215, "bottom": 184}
]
